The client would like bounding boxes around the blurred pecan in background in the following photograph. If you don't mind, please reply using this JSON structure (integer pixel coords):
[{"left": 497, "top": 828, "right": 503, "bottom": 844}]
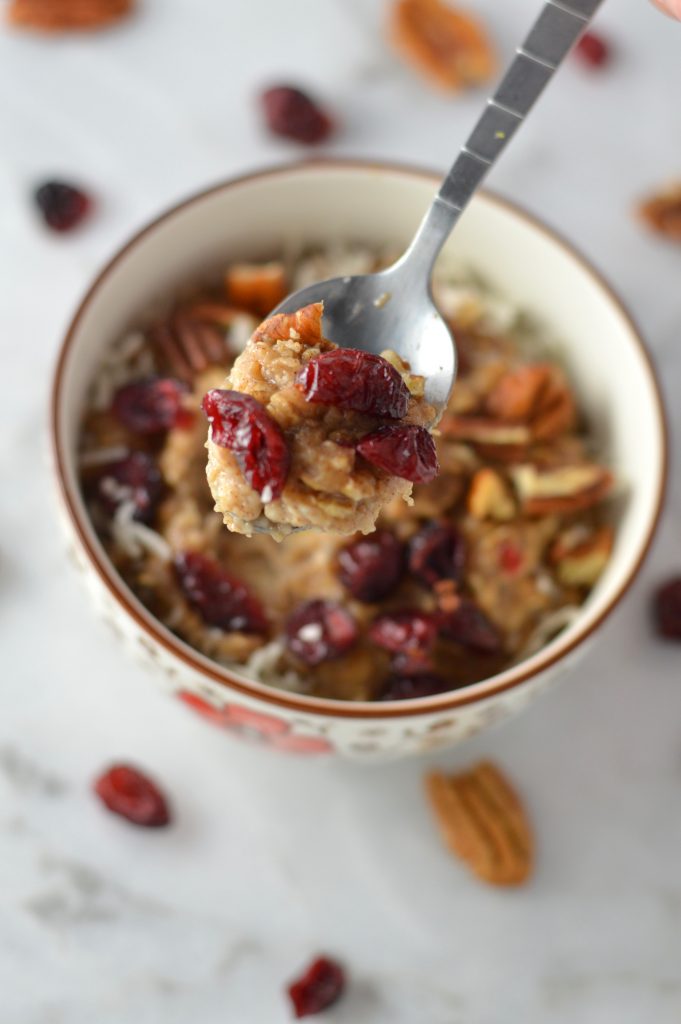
[
  {"left": 7, "top": 0, "right": 134, "bottom": 32},
  {"left": 638, "top": 182, "right": 681, "bottom": 241},
  {"left": 389, "top": 0, "right": 496, "bottom": 92}
]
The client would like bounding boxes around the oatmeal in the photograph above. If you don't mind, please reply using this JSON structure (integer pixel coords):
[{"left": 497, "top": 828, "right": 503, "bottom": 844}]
[
  {"left": 204, "top": 301, "right": 437, "bottom": 539},
  {"left": 78, "top": 247, "right": 615, "bottom": 702}
]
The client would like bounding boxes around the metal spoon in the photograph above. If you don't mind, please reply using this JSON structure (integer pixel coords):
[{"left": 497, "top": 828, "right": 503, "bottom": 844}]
[{"left": 273, "top": 0, "right": 603, "bottom": 416}]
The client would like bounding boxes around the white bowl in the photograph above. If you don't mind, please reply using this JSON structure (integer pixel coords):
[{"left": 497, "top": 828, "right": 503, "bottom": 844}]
[{"left": 51, "top": 161, "right": 667, "bottom": 761}]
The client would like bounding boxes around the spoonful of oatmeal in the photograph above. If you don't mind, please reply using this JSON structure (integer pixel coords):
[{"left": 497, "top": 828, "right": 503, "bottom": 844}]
[{"left": 203, "top": 0, "right": 603, "bottom": 539}]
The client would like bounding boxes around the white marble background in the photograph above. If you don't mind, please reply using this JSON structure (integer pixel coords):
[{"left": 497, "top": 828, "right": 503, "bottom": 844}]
[{"left": 1, "top": 1, "right": 681, "bottom": 1021}]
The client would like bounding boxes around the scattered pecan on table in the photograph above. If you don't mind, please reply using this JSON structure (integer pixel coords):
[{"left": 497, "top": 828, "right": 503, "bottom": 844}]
[{"left": 425, "top": 760, "right": 534, "bottom": 886}]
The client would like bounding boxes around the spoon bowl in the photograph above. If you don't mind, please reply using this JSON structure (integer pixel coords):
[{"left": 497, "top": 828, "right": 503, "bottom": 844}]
[{"left": 273, "top": 258, "right": 457, "bottom": 416}]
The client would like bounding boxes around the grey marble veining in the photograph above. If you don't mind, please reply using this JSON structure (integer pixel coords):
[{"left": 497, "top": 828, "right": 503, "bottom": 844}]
[{"left": 1, "top": 0, "right": 681, "bottom": 1021}]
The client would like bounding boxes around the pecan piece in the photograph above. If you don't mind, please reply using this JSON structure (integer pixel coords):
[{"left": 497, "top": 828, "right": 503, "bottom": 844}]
[
  {"left": 181, "top": 301, "right": 249, "bottom": 329},
  {"left": 380, "top": 348, "right": 425, "bottom": 397},
  {"left": 440, "top": 415, "right": 530, "bottom": 464},
  {"left": 549, "top": 525, "right": 614, "bottom": 586},
  {"left": 425, "top": 761, "right": 533, "bottom": 886},
  {"left": 440, "top": 415, "right": 531, "bottom": 447},
  {"left": 509, "top": 463, "right": 613, "bottom": 516},
  {"left": 250, "top": 301, "right": 325, "bottom": 347},
  {"left": 467, "top": 468, "right": 515, "bottom": 521},
  {"left": 486, "top": 364, "right": 576, "bottom": 441},
  {"left": 638, "top": 182, "right": 681, "bottom": 242},
  {"left": 389, "top": 0, "right": 496, "bottom": 92},
  {"left": 7, "top": 0, "right": 134, "bottom": 31},
  {"left": 225, "top": 262, "right": 288, "bottom": 316},
  {"left": 149, "top": 311, "right": 230, "bottom": 383}
]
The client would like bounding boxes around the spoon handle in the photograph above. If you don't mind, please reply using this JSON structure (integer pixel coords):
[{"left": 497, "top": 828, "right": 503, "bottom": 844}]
[{"left": 407, "top": 0, "right": 605, "bottom": 268}]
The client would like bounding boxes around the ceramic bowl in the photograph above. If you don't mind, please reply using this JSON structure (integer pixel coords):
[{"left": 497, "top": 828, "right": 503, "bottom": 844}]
[{"left": 51, "top": 161, "right": 667, "bottom": 761}]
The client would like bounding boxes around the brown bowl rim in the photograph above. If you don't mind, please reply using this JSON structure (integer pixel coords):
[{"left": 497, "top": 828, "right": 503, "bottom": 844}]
[{"left": 51, "top": 158, "right": 669, "bottom": 720}]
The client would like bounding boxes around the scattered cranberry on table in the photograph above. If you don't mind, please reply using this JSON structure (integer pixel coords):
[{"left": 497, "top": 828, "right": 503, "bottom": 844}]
[
  {"left": 287, "top": 956, "right": 345, "bottom": 1018},
  {"left": 34, "top": 180, "right": 91, "bottom": 232},
  {"left": 261, "top": 85, "right": 333, "bottom": 144},
  {"left": 94, "top": 764, "right": 170, "bottom": 827},
  {"left": 574, "top": 31, "right": 610, "bottom": 68},
  {"left": 653, "top": 576, "right": 681, "bottom": 640}
]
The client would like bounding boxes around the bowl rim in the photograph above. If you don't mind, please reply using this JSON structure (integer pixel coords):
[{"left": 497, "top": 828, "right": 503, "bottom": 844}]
[{"left": 51, "top": 157, "right": 669, "bottom": 720}]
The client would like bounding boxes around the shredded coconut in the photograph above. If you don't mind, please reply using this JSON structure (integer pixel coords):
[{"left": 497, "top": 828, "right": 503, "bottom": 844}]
[
  {"left": 111, "top": 500, "right": 172, "bottom": 562},
  {"left": 89, "top": 331, "right": 156, "bottom": 411},
  {"left": 518, "top": 605, "right": 581, "bottom": 660},
  {"left": 241, "top": 640, "right": 305, "bottom": 692},
  {"left": 229, "top": 313, "right": 258, "bottom": 353},
  {"left": 79, "top": 445, "right": 129, "bottom": 467}
]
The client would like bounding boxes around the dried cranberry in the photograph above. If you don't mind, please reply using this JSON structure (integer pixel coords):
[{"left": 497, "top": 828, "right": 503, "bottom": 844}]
[
  {"left": 337, "top": 530, "right": 405, "bottom": 602},
  {"left": 261, "top": 85, "right": 333, "bottom": 144},
  {"left": 390, "top": 650, "right": 437, "bottom": 676},
  {"left": 34, "top": 180, "right": 91, "bottom": 232},
  {"left": 296, "top": 349, "right": 410, "bottom": 419},
  {"left": 285, "top": 600, "right": 358, "bottom": 665},
  {"left": 356, "top": 425, "right": 438, "bottom": 483},
  {"left": 287, "top": 957, "right": 345, "bottom": 1018},
  {"left": 653, "top": 577, "right": 681, "bottom": 640},
  {"left": 202, "top": 389, "right": 290, "bottom": 501},
  {"left": 378, "top": 674, "right": 449, "bottom": 701},
  {"left": 112, "top": 377, "right": 189, "bottom": 435},
  {"left": 93, "top": 452, "right": 164, "bottom": 524},
  {"left": 439, "top": 599, "right": 502, "bottom": 654},
  {"left": 174, "top": 551, "right": 268, "bottom": 634},
  {"left": 499, "top": 541, "right": 523, "bottom": 575},
  {"left": 369, "top": 610, "right": 439, "bottom": 655},
  {"left": 408, "top": 523, "right": 465, "bottom": 587},
  {"left": 94, "top": 764, "right": 170, "bottom": 827},
  {"left": 575, "top": 31, "right": 610, "bottom": 68}
]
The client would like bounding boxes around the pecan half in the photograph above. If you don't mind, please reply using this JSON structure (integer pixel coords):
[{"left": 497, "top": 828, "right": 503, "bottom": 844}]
[
  {"left": 149, "top": 312, "right": 229, "bottom": 383},
  {"left": 389, "top": 0, "right": 496, "bottom": 92},
  {"left": 509, "top": 463, "right": 613, "bottom": 516},
  {"left": 638, "top": 182, "right": 681, "bottom": 241},
  {"left": 7, "top": 0, "right": 134, "bottom": 31},
  {"left": 467, "top": 467, "right": 515, "bottom": 521},
  {"left": 486, "top": 364, "right": 576, "bottom": 441},
  {"left": 224, "top": 262, "right": 288, "bottom": 317},
  {"left": 549, "top": 525, "right": 614, "bottom": 586},
  {"left": 425, "top": 761, "right": 533, "bottom": 886}
]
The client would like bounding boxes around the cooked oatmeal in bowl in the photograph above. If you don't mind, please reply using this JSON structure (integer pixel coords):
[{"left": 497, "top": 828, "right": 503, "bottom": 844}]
[
  {"left": 51, "top": 163, "right": 666, "bottom": 758},
  {"left": 77, "top": 243, "right": 616, "bottom": 703},
  {"left": 204, "top": 301, "right": 438, "bottom": 540}
]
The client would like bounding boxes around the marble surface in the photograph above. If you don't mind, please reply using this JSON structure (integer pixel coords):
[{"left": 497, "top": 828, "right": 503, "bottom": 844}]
[{"left": 1, "top": 1, "right": 681, "bottom": 1021}]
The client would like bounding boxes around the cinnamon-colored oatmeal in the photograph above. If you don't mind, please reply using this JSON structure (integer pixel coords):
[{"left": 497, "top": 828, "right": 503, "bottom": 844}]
[
  {"left": 78, "top": 247, "right": 615, "bottom": 702},
  {"left": 204, "top": 301, "right": 437, "bottom": 540}
]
